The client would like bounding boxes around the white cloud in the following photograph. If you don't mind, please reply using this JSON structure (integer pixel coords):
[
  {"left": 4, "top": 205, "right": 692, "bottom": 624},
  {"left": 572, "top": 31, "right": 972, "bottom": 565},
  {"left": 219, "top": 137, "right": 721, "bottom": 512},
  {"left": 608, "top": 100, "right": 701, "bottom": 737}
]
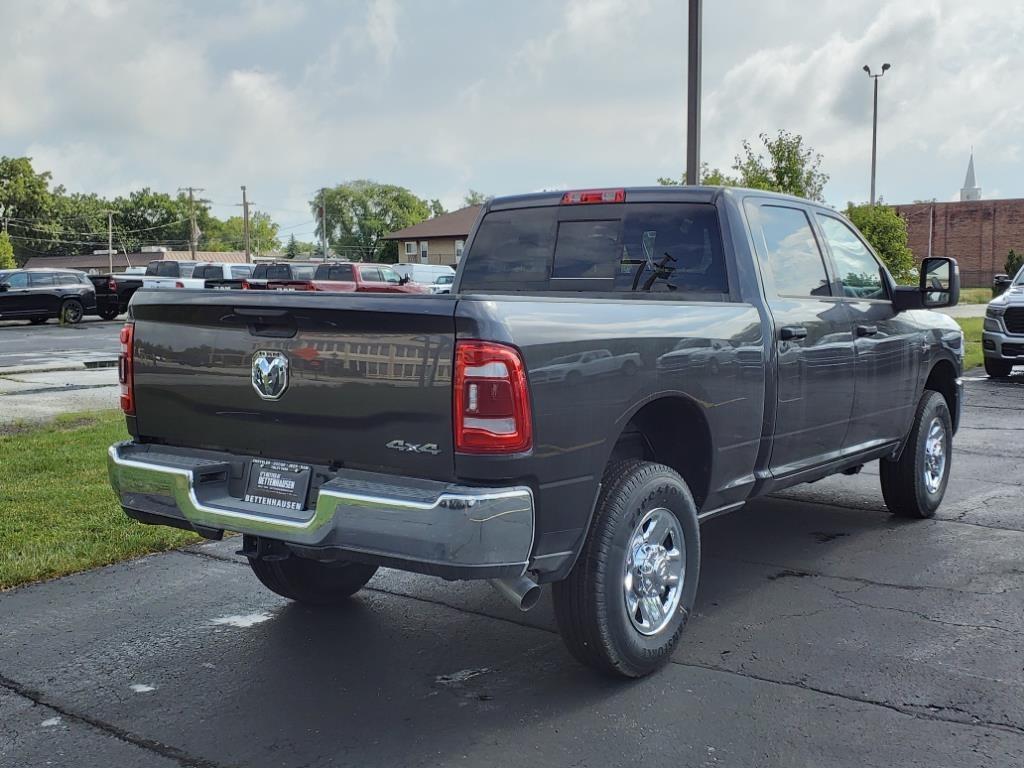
[
  {"left": 366, "top": 0, "right": 399, "bottom": 66},
  {"left": 2, "top": 0, "right": 1024, "bottom": 232}
]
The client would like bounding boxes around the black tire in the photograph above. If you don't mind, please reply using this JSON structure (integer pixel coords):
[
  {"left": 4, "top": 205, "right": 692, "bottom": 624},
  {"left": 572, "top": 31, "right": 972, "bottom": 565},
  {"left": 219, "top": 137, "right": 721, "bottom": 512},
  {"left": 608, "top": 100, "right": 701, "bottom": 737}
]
[
  {"left": 552, "top": 460, "right": 700, "bottom": 678},
  {"left": 248, "top": 555, "right": 378, "bottom": 605},
  {"left": 984, "top": 358, "right": 1013, "bottom": 378},
  {"left": 98, "top": 306, "right": 121, "bottom": 321},
  {"left": 61, "top": 299, "right": 84, "bottom": 325},
  {"left": 879, "top": 390, "right": 953, "bottom": 519},
  {"left": 28, "top": 316, "right": 47, "bottom": 325}
]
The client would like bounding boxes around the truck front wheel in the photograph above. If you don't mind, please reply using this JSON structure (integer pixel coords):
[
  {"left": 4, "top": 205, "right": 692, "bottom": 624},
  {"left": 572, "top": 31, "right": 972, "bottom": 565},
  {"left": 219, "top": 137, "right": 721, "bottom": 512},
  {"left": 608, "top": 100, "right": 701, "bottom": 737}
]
[
  {"left": 552, "top": 460, "right": 700, "bottom": 678},
  {"left": 880, "top": 390, "right": 953, "bottom": 518},
  {"left": 248, "top": 555, "right": 378, "bottom": 605}
]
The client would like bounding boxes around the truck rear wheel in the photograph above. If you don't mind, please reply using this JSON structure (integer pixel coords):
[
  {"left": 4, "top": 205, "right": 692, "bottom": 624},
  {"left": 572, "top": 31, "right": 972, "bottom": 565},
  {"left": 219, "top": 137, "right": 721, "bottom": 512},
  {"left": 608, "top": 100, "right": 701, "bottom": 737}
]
[
  {"left": 552, "top": 460, "right": 700, "bottom": 678},
  {"left": 248, "top": 555, "right": 378, "bottom": 605},
  {"left": 879, "top": 390, "right": 952, "bottom": 519},
  {"left": 98, "top": 305, "right": 121, "bottom": 321}
]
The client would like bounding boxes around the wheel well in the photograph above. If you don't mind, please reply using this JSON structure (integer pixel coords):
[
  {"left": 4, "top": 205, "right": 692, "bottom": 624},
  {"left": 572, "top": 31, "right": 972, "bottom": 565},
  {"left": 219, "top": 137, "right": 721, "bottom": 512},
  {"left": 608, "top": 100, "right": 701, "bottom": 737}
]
[
  {"left": 924, "top": 359, "right": 959, "bottom": 431},
  {"left": 609, "top": 397, "right": 712, "bottom": 510}
]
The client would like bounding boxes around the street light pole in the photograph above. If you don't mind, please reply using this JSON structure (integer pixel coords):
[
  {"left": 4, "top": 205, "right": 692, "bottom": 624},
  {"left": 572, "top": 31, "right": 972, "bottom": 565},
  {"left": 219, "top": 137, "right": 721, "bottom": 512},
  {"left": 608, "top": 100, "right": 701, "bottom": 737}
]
[
  {"left": 685, "top": 0, "right": 702, "bottom": 186},
  {"left": 863, "top": 62, "right": 891, "bottom": 205}
]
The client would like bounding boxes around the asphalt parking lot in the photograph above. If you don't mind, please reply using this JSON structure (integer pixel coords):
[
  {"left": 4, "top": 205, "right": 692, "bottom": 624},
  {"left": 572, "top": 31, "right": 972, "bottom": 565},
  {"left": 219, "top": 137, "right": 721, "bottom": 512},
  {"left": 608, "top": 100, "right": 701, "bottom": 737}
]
[{"left": 1, "top": 373, "right": 1022, "bottom": 767}]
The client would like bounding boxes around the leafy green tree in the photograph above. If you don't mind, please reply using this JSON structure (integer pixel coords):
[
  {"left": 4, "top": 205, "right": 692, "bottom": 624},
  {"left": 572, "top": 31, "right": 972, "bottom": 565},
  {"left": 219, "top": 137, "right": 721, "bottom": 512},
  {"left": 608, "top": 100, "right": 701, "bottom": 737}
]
[
  {"left": 657, "top": 131, "right": 829, "bottom": 201},
  {"left": 204, "top": 213, "right": 280, "bottom": 254},
  {"left": 846, "top": 203, "right": 916, "bottom": 284},
  {"left": 463, "top": 189, "right": 490, "bottom": 206},
  {"left": 285, "top": 234, "right": 301, "bottom": 259},
  {"left": 111, "top": 189, "right": 195, "bottom": 253},
  {"left": 0, "top": 231, "right": 16, "bottom": 269},
  {"left": 428, "top": 199, "right": 447, "bottom": 218},
  {"left": 317, "top": 181, "right": 431, "bottom": 263},
  {"left": 1005, "top": 249, "right": 1023, "bottom": 278}
]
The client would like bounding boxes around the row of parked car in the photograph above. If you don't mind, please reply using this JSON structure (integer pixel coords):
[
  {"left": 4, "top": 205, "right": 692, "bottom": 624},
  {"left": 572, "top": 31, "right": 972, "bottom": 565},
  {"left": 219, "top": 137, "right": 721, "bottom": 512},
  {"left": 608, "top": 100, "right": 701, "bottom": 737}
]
[{"left": 0, "top": 261, "right": 456, "bottom": 325}]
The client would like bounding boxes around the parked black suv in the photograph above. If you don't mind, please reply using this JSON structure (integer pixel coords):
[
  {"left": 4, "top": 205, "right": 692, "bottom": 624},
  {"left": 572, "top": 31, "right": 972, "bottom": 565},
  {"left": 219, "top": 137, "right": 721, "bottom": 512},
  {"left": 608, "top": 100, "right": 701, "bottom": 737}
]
[{"left": 0, "top": 268, "right": 98, "bottom": 324}]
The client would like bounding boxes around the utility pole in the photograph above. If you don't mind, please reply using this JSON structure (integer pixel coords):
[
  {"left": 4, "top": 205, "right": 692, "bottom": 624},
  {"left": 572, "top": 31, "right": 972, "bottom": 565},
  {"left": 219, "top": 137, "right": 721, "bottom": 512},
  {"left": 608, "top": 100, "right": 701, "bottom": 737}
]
[
  {"left": 239, "top": 186, "right": 252, "bottom": 263},
  {"left": 100, "top": 210, "right": 118, "bottom": 273},
  {"left": 178, "top": 186, "right": 205, "bottom": 260},
  {"left": 863, "top": 63, "right": 891, "bottom": 205},
  {"left": 319, "top": 188, "right": 328, "bottom": 260},
  {"left": 685, "top": 0, "right": 702, "bottom": 186}
]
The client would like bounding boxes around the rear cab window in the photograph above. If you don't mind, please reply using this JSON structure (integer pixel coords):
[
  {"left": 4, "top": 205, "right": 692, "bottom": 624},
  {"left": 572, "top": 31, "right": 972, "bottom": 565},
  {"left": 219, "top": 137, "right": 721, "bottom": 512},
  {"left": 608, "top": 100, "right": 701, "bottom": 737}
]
[{"left": 459, "top": 203, "right": 730, "bottom": 299}]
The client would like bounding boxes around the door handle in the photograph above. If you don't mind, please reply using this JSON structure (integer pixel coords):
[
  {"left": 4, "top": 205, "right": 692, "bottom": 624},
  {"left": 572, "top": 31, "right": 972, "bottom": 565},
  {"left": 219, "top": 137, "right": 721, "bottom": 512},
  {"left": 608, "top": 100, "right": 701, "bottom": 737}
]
[
  {"left": 779, "top": 326, "right": 808, "bottom": 341},
  {"left": 856, "top": 324, "right": 878, "bottom": 337}
]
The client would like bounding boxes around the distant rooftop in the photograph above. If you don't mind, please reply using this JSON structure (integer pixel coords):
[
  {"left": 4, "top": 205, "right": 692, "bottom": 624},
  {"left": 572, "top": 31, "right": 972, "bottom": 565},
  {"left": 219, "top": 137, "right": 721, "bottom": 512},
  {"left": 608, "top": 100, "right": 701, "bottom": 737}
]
[{"left": 383, "top": 206, "right": 482, "bottom": 240}]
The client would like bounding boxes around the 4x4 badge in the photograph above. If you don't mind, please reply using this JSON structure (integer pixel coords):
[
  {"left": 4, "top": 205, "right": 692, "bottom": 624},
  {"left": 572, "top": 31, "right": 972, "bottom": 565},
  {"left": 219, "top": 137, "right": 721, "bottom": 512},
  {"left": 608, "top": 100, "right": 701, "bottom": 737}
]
[
  {"left": 386, "top": 439, "right": 441, "bottom": 455},
  {"left": 252, "top": 351, "right": 289, "bottom": 400}
]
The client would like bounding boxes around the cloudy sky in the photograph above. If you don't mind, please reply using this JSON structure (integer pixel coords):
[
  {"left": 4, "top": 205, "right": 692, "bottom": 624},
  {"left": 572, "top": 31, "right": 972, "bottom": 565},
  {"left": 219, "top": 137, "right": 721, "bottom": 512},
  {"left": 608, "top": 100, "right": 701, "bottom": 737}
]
[{"left": 3, "top": 0, "right": 1022, "bottom": 235}]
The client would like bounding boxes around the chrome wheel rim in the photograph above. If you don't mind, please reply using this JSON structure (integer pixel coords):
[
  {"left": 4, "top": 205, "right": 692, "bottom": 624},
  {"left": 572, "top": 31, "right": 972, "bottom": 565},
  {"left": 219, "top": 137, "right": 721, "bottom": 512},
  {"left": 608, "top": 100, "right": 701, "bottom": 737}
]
[
  {"left": 64, "top": 303, "right": 82, "bottom": 322},
  {"left": 623, "top": 507, "right": 685, "bottom": 636},
  {"left": 923, "top": 417, "right": 947, "bottom": 494}
]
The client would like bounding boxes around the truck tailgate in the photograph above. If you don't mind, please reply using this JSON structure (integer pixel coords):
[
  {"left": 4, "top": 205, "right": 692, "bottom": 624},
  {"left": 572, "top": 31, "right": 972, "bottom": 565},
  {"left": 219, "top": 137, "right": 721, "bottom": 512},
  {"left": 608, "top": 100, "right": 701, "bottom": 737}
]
[{"left": 129, "top": 291, "right": 457, "bottom": 480}]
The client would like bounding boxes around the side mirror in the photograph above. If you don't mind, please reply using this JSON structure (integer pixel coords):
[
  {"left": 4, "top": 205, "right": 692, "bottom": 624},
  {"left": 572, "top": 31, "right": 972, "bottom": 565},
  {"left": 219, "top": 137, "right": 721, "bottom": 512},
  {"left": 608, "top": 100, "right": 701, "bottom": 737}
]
[
  {"left": 0, "top": 283, "right": 8, "bottom": 292},
  {"left": 920, "top": 256, "right": 959, "bottom": 308},
  {"left": 893, "top": 256, "right": 959, "bottom": 311},
  {"left": 398, "top": 275, "right": 409, "bottom": 285}
]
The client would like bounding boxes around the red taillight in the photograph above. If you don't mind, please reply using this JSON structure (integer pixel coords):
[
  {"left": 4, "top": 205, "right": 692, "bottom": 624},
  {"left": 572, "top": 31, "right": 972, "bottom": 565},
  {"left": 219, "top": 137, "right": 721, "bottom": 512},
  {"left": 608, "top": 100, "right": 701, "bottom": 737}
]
[
  {"left": 118, "top": 323, "right": 135, "bottom": 415},
  {"left": 108, "top": 278, "right": 117, "bottom": 291},
  {"left": 241, "top": 280, "right": 251, "bottom": 290},
  {"left": 560, "top": 188, "right": 626, "bottom": 205},
  {"left": 174, "top": 281, "right": 185, "bottom": 288},
  {"left": 454, "top": 341, "right": 532, "bottom": 454}
]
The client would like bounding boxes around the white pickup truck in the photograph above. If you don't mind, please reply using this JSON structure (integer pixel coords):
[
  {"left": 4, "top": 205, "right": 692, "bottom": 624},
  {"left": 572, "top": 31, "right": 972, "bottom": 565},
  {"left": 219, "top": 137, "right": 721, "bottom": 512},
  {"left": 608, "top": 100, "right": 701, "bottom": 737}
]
[{"left": 142, "top": 261, "right": 254, "bottom": 290}]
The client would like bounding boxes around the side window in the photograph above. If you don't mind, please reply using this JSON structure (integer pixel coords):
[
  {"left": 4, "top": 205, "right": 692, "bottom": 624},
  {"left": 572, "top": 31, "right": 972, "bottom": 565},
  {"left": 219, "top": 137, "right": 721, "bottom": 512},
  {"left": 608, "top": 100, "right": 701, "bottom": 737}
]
[
  {"left": 145, "top": 262, "right": 160, "bottom": 276},
  {"left": 750, "top": 205, "right": 831, "bottom": 298},
  {"left": 380, "top": 266, "right": 401, "bottom": 284},
  {"left": 192, "top": 265, "right": 209, "bottom": 279},
  {"left": 404, "top": 241, "right": 416, "bottom": 257},
  {"left": 5, "top": 272, "right": 28, "bottom": 288},
  {"left": 816, "top": 215, "right": 887, "bottom": 300},
  {"left": 291, "top": 265, "right": 314, "bottom": 280},
  {"left": 359, "top": 266, "right": 383, "bottom": 282},
  {"left": 232, "top": 265, "right": 254, "bottom": 279},
  {"left": 29, "top": 272, "right": 56, "bottom": 287}
]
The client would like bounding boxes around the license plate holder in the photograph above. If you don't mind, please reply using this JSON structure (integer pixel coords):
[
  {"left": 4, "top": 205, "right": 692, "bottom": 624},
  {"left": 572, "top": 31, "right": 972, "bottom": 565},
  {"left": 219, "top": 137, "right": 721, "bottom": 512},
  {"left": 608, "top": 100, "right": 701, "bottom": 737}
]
[{"left": 244, "top": 459, "right": 312, "bottom": 512}]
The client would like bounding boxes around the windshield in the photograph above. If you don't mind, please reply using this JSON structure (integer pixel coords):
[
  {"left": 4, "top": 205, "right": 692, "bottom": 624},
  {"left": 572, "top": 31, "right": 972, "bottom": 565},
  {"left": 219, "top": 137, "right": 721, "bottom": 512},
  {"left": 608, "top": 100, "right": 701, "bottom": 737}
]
[{"left": 1014, "top": 265, "right": 1024, "bottom": 285}]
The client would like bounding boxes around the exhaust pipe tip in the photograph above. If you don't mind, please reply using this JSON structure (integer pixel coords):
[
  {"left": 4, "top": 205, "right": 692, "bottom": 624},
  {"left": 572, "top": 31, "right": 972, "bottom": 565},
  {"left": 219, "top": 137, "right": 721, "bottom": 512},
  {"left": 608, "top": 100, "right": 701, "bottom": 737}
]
[{"left": 489, "top": 576, "right": 541, "bottom": 612}]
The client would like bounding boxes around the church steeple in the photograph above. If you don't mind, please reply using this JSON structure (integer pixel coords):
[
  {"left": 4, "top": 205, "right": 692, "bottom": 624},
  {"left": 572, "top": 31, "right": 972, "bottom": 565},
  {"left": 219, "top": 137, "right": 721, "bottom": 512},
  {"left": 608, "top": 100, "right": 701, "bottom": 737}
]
[{"left": 961, "top": 151, "right": 981, "bottom": 201}]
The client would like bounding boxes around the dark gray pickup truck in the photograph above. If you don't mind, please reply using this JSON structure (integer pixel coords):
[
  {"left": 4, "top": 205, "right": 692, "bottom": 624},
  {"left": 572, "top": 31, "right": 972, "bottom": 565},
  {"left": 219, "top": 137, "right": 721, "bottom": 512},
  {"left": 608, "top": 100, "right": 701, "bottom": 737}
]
[{"left": 108, "top": 187, "right": 963, "bottom": 678}]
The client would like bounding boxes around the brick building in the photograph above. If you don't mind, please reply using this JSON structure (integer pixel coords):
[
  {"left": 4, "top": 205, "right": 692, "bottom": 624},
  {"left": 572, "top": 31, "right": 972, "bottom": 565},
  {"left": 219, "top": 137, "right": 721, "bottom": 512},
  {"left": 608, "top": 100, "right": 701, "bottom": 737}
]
[{"left": 892, "top": 155, "right": 1024, "bottom": 286}]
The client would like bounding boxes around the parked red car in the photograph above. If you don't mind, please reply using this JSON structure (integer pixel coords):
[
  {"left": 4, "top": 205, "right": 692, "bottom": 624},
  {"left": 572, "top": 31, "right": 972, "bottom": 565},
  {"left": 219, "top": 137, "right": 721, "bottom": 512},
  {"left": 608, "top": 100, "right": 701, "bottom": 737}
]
[{"left": 243, "top": 262, "right": 425, "bottom": 293}]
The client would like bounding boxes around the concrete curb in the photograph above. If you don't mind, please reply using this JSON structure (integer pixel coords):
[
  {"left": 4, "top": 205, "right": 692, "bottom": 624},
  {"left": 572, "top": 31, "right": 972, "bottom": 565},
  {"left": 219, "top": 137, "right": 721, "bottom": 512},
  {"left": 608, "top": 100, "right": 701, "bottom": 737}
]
[{"left": 0, "top": 360, "right": 119, "bottom": 376}]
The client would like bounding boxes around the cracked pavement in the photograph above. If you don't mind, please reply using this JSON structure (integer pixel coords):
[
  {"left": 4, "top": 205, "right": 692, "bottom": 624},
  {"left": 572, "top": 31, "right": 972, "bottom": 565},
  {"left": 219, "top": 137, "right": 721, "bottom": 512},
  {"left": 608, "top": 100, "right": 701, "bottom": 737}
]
[{"left": 2, "top": 375, "right": 1023, "bottom": 767}]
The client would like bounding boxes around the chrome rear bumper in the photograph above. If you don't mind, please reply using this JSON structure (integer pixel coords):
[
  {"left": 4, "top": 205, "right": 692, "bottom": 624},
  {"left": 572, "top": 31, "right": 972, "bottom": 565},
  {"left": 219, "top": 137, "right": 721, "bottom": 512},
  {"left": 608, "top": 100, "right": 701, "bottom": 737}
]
[{"left": 108, "top": 441, "right": 535, "bottom": 579}]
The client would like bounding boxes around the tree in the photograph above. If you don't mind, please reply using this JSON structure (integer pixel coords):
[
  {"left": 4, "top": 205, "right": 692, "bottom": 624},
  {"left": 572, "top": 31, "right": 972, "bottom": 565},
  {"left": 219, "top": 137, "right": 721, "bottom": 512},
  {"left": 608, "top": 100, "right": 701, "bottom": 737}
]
[
  {"left": 657, "top": 131, "right": 829, "bottom": 201},
  {"left": 0, "top": 156, "right": 57, "bottom": 264},
  {"left": 1005, "top": 249, "right": 1023, "bottom": 278},
  {"left": 204, "top": 213, "right": 280, "bottom": 254},
  {"left": 846, "top": 203, "right": 916, "bottom": 284},
  {"left": 285, "top": 234, "right": 301, "bottom": 259},
  {"left": 463, "top": 189, "right": 490, "bottom": 206},
  {"left": 428, "top": 199, "right": 447, "bottom": 218},
  {"left": 0, "top": 231, "right": 15, "bottom": 270},
  {"left": 317, "top": 181, "right": 431, "bottom": 263}
]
